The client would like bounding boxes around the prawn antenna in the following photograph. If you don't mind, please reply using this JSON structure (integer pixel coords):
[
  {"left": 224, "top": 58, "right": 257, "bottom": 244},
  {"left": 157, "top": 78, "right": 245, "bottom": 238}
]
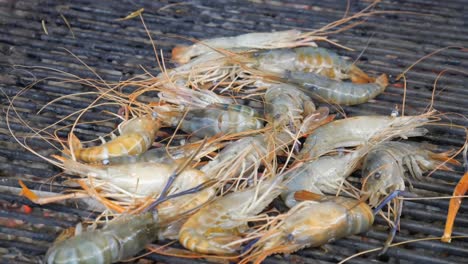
[
  {"left": 144, "top": 179, "right": 217, "bottom": 212},
  {"left": 241, "top": 237, "right": 260, "bottom": 255},
  {"left": 145, "top": 137, "right": 209, "bottom": 211},
  {"left": 372, "top": 189, "right": 416, "bottom": 256},
  {"left": 372, "top": 190, "right": 414, "bottom": 215}
]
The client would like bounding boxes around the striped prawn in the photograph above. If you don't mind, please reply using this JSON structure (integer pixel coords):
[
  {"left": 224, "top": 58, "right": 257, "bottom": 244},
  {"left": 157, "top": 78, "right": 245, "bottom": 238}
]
[
  {"left": 157, "top": 103, "right": 264, "bottom": 138},
  {"left": 240, "top": 192, "right": 385, "bottom": 264},
  {"left": 178, "top": 174, "right": 284, "bottom": 255},
  {"left": 298, "top": 111, "right": 437, "bottom": 160},
  {"left": 361, "top": 141, "right": 460, "bottom": 252},
  {"left": 69, "top": 114, "right": 160, "bottom": 164}
]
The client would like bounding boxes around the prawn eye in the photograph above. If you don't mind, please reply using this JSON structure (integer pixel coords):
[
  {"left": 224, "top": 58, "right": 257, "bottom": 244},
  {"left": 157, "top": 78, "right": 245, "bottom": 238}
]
[{"left": 374, "top": 172, "right": 382, "bottom": 180}]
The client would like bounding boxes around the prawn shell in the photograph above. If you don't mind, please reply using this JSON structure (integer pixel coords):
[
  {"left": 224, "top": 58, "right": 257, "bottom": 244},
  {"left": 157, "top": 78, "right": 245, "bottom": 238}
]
[
  {"left": 45, "top": 212, "right": 158, "bottom": 264},
  {"left": 73, "top": 116, "right": 160, "bottom": 163},
  {"left": 270, "top": 197, "right": 373, "bottom": 253},
  {"left": 285, "top": 71, "right": 388, "bottom": 106},
  {"left": 179, "top": 176, "right": 284, "bottom": 255},
  {"left": 181, "top": 105, "right": 263, "bottom": 137},
  {"left": 289, "top": 198, "right": 373, "bottom": 247}
]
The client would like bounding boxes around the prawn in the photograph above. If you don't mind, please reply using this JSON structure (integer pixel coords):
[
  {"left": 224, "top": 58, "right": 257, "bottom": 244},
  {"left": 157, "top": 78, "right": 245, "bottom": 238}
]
[
  {"left": 56, "top": 157, "right": 215, "bottom": 220},
  {"left": 70, "top": 114, "right": 160, "bottom": 163},
  {"left": 171, "top": 30, "right": 318, "bottom": 64},
  {"left": 201, "top": 134, "right": 271, "bottom": 189},
  {"left": 362, "top": 141, "right": 459, "bottom": 207},
  {"left": 44, "top": 162, "right": 214, "bottom": 264},
  {"left": 282, "top": 144, "right": 369, "bottom": 208},
  {"left": 361, "top": 141, "right": 460, "bottom": 252},
  {"left": 241, "top": 193, "right": 376, "bottom": 264},
  {"left": 263, "top": 83, "right": 316, "bottom": 132},
  {"left": 105, "top": 140, "right": 223, "bottom": 166},
  {"left": 159, "top": 103, "right": 264, "bottom": 138},
  {"left": 283, "top": 71, "right": 388, "bottom": 106},
  {"left": 178, "top": 175, "right": 284, "bottom": 255},
  {"left": 250, "top": 47, "right": 375, "bottom": 84},
  {"left": 45, "top": 211, "right": 159, "bottom": 264},
  {"left": 298, "top": 111, "right": 436, "bottom": 160},
  {"left": 201, "top": 110, "right": 331, "bottom": 190}
]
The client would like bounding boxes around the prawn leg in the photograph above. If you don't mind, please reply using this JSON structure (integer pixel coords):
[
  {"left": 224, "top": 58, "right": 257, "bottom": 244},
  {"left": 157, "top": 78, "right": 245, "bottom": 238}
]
[
  {"left": 372, "top": 190, "right": 415, "bottom": 255},
  {"left": 18, "top": 180, "right": 89, "bottom": 205}
]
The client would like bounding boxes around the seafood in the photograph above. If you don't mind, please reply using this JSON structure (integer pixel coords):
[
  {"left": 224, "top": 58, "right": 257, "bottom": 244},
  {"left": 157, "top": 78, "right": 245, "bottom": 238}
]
[
  {"left": 298, "top": 112, "right": 435, "bottom": 160},
  {"left": 106, "top": 141, "right": 223, "bottom": 166},
  {"left": 442, "top": 144, "right": 467, "bottom": 243},
  {"left": 284, "top": 71, "right": 388, "bottom": 105},
  {"left": 361, "top": 141, "right": 459, "bottom": 253},
  {"left": 70, "top": 114, "right": 160, "bottom": 163},
  {"left": 282, "top": 145, "right": 369, "bottom": 208},
  {"left": 361, "top": 141, "right": 459, "bottom": 207},
  {"left": 157, "top": 80, "right": 235, "bottom": 108},
  {"left": 263, "top": 83, "right": 316, "bottom": 131},
  {"left": 250, "top": 47, "right": 374, "bottom": 84},
  {"left": 172, "top": 30, "right": 317, "bottom": 64},
  {"left": 243, "top": 195, "right": 374, "bottom": 264},
  {"left": 45, "top": 211, "right": 159, "bottom": 264},
  {"left": 178, "top": 175, "right": 283, "bottom": 255},
  {"left": 106, "top": 147, "right": 177, "bottom": 165},
  {"left": 201, "top": 134, "right": 270, "bottom": 187},
  {"left": 200, "top": 111, "right": 331, "bottom": 189},
  {"left": 58, "top": 158, "right": 215, "bottom": 219},
  {"left": 160, "top": 103, "right": 264, "bottom": 138},
  {"left": 442, "top": 170, "right": 468, "bottom": 242}
]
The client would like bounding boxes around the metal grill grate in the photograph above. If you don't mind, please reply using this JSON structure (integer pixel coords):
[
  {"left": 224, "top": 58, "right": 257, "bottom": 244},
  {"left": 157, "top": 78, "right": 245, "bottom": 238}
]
[{"left": 0, "top": 0, "right": 467, "bottom": 263}]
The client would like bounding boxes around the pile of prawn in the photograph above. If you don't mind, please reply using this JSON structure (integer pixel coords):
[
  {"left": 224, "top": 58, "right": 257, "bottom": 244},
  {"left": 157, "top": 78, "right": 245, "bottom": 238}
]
[{"left": 9, "top": 5, "right": 467, "bottom": 264}]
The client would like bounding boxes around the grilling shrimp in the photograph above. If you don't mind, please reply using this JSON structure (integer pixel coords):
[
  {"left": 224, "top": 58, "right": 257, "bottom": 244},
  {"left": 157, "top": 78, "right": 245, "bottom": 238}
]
[
  {"left": 361, "top": 141, "right": 460, "bottom": 252},
  {"left": 263, "top": 83, "right": 316, "bottom": 132},
  {"left": 178, "top": 175, "right": 284, "bottom": 255},
  {"left": 250, "top": 47, "right": 375, "bottom": 84},
  {"left": 298, "top": 111, "right": 436, "bottom": 160},
  {"left": 45, "top": 211, "right": 159, "bottom": 264},
  {"left": 282, "top": 145, "right": 369, "bottom": 208},
  {"left": 284, "top": 71, "right": 388, "bottom": 106},
  {"left": 57, "top": 157, "right": 215, "bottom": 219},
  {"left": 171, "top": 30, "right": 318, "bottom": 64},
  {"left": 362, "top": 141, "right": 459, "bottom": 206},
  {"left": 159, "top": 103, "right": 264, "bottom": 138},
  {"left": 70, "top": 114, "right": 160, "bottom": 163},
  {"left": 201, "top": 110, "right": 331, "bottom": 189},
  {"left": 241, "top": 194, "right": 374, "bottom": 264}
]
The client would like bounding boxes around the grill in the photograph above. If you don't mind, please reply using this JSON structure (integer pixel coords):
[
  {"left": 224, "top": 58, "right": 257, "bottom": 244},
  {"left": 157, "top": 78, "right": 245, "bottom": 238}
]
[{"left": 1, "top": 0, "right": 467, "bottom": 263}]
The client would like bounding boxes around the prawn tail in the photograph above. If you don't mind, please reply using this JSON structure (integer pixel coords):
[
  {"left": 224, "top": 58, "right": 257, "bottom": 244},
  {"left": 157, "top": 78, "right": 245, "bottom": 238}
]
[
  {"left": 293, "top": 190, "right": 324, "bottom": 201},
  {"left": 375, "top": 74, "right": 389, "bottom": 89},
  {"left": 18, "top": 180, "right": 39, "bottom": 203},
  {"left": 442, "top": 171, "right": 468, "bottom": 243},
  {"left": 172, "top": 45, "right": 190, "bottom": 64},
  {"left": 349, "top": 65, "right": 375, "bottom": 84}
]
